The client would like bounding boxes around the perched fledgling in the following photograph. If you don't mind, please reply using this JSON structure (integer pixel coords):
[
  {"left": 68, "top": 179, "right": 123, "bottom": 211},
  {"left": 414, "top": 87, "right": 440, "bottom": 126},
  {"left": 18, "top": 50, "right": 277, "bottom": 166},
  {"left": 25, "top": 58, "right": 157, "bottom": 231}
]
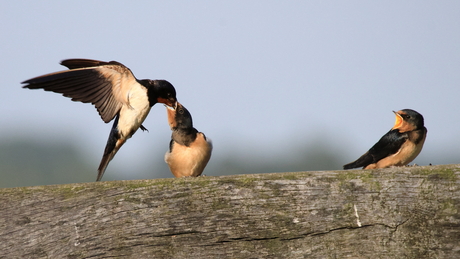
[
  {"left": 165, "top": 102, "right": 212, "bottom": 177},
  {"left": 343, "top": 109, "right": 427, "bottom": 170},
  {"left": 22, "top": 59, "right": 177, "bottom": 181}
]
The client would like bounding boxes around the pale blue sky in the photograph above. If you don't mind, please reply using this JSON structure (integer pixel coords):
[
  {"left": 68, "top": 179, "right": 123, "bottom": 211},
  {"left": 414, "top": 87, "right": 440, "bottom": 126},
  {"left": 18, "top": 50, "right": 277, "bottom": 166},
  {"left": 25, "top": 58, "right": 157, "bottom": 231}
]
[{"left": 1, "top": 1, "right": 459, "bottom": 181}]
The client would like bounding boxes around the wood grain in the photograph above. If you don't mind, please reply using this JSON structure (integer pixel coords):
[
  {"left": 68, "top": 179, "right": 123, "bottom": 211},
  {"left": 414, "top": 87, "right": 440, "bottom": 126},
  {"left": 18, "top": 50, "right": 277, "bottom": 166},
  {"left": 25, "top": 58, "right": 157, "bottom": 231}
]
[{"left": 1, "top": 164, "right": 459, "bottom": 258}]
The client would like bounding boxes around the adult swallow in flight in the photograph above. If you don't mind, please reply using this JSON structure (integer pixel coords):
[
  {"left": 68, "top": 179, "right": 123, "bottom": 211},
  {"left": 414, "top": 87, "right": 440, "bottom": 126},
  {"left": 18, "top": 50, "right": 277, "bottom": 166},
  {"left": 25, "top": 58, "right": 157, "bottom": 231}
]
[
  {"left": 164, "top": 102, "right": 212, "bottom": 177},
  {"left": 22, "top": 59, "right": 177, "bottom": 181},
  {"left": 343, "top": 109, "right": 427, "bottom": 170}
]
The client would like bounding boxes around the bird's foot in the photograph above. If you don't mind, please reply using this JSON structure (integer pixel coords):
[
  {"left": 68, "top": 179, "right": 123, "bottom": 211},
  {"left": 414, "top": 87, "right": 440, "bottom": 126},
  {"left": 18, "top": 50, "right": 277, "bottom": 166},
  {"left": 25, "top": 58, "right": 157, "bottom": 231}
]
[{"left": 140, "top": 125, "right": 149, "bottom": 132}]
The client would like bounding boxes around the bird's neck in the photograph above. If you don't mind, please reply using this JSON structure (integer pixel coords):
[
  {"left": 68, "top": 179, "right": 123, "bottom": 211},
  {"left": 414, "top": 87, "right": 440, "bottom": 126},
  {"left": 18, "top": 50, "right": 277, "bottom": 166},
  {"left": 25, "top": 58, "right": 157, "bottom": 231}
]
[
  {"left": 138, "top": 79, "right": 158, "bottom": 107},
  {"left": 172, "top": 127, "right": 198, "bottom": 147}
]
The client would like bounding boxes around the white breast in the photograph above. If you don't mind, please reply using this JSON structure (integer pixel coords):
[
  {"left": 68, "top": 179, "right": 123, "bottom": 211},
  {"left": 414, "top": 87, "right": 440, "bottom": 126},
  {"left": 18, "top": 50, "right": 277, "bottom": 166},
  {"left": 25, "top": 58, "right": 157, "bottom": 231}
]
[{"left": 117, "top": 84, "right": 151, "bottom": 139}]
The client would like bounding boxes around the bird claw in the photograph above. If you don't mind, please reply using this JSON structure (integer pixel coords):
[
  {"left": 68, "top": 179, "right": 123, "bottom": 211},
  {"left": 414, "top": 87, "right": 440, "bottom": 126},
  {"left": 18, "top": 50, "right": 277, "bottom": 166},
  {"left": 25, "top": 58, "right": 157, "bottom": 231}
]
[{"left": 140, "top": 125, "right": 149, "bottom": 132}]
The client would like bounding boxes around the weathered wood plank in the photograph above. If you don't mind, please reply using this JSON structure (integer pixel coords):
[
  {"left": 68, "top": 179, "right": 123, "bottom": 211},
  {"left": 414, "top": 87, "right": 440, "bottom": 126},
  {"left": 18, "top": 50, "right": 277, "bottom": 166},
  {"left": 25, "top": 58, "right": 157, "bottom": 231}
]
[{"left": 1, "top": 164, "right": 459, "bottom": 258}]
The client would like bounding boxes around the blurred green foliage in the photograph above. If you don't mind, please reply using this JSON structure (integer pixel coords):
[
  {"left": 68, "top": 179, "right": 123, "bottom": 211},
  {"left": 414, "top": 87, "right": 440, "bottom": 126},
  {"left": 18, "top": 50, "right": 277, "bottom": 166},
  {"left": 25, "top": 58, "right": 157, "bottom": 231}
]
[
  {"left": 0, "top": 137, "right": 345, "bottom": 188},
  {"left": 0, "top": 135, "right": 450, "bottom": 188}
]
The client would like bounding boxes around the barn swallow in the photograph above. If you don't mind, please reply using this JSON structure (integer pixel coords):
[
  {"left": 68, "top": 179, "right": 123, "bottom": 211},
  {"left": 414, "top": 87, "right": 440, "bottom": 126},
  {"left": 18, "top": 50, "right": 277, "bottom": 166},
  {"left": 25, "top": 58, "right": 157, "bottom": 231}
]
[
  {"left": 22, "top": 59, "right": 177, "bottom": 181},
  {"left": 164, "top": 102, "right": 212, "bottom": 177},
  {"left": 343, "top": 109, "right": 427, "bottom": 170}
]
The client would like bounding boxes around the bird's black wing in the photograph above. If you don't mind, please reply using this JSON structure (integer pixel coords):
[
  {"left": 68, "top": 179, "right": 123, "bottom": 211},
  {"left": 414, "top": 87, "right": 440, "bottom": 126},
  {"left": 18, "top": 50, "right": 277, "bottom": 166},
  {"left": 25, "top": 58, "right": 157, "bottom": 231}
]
[
  {"left": 22, "top": 59, "right": 138, "bottom": 123},
  {"left": 60, "top": 59, "right": 123, "bottom": 69},
  {"left": 344, "top": 129, "right": 408, "bottom": 169}
]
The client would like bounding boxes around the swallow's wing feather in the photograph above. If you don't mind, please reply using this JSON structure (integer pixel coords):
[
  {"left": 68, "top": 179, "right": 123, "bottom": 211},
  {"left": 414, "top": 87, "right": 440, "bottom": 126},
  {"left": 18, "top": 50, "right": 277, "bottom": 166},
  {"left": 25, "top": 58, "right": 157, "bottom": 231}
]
[
  {"left": 367, "top": 130, "right": 408, "bottom": 161},
  {"left": 60, "top": 59, "right": 122, "bottom": 69},
  {"left": 22, "top": 59, "right": 139, "bottom": 123},
  {"left": 344, "top": 129, "right": 408, "bottom": 169}
]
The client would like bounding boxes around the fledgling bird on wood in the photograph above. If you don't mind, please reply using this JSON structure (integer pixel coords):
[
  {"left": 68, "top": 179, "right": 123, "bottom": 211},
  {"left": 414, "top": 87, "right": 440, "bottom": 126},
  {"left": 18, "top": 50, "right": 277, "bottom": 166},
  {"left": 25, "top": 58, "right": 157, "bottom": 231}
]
[
  {"left": 165, "top": 102, "right": 212, "bottom": 177},
  {"left": 22, "top": 59, "right": 177, "bottom": 181},
  {"left": 343, "top": 109, "right": 427, "bottom": 170}
]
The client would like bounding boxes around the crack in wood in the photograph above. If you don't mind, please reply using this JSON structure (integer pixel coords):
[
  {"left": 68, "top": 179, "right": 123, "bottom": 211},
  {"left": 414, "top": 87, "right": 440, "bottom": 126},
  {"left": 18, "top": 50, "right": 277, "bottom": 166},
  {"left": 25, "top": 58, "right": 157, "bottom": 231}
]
[{"left": 213, "top": 219, "right": 411, "bottom": 244}]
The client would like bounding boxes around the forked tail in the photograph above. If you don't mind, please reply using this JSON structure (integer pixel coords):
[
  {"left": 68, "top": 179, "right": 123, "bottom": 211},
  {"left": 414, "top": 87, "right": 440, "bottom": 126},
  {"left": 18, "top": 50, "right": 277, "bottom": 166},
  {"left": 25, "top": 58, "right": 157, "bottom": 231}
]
[{"left": 97, "top": 116, "right": 126, "bottom": 181}]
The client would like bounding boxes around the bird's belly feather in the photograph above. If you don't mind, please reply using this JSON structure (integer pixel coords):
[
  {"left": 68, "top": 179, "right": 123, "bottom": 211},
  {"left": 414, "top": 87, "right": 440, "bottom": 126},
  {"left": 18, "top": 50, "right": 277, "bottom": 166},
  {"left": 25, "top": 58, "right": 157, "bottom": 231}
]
[
  {"left": 165, "top": 134, "right": 212, "bottom": 177},
  {"left": 117, "top": 86, "right": 150, "bottom": 139},
  {"left": 366, "top": 137, "right": 426, "bottom": 169}
]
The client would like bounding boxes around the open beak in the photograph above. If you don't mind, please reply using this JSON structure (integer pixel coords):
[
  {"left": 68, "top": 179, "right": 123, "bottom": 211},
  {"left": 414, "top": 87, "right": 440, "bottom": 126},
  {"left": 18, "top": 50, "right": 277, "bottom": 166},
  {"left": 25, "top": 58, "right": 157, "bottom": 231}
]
[
  {"left": 170, "top": 99, "right": 178, "bottom": 110},
  {"left": 162, "top": 98, "right": 177, "bottom": 110},
  {"left": 164, "top": 104, "right": 175, "bottom": 111},
  {"left": 157, "top": 97, "right": 177, "bottom": 110},
  {"left": 167, "top": 98, "right": 178, "bottom": 110},
  {"left": 392, "top": 111, "right": 404, "bottom": 129}
]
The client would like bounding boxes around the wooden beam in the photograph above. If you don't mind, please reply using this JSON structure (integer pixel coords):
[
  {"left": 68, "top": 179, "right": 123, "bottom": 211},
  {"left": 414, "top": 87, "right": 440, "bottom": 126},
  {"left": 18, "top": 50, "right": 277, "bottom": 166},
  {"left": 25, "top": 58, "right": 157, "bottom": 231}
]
[{"left": 1, "top": 164, "right": 459, "bottom": 258}]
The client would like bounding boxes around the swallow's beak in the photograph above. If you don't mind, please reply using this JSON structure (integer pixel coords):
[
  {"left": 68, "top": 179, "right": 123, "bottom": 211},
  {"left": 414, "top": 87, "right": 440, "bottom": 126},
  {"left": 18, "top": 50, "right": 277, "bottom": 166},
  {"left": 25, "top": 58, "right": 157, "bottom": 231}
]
[
  {"left": 165, "top": 97, "right": 177, "bottom": 110},
  {"left": 392, "top": 111, "right": 403, "bottom": 129},
  {"left": 170, "top": 99, "right": 178, "bottom": 110},
  {"left": 164, "top": 104, "right": 175, "bottom": 111},
  {"left": 158, "top": 97, "right": 177, "bottom": 110}
]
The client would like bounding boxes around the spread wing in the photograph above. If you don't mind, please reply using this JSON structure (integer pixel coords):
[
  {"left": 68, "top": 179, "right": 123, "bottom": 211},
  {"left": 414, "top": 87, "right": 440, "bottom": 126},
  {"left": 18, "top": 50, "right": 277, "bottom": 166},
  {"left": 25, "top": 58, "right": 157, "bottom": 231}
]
[
  {"left": 344, "top": 129, "right": 408, "bottom": 169},
  {"left": 22, "top": 59, "right": 140, "bottom": 123}
]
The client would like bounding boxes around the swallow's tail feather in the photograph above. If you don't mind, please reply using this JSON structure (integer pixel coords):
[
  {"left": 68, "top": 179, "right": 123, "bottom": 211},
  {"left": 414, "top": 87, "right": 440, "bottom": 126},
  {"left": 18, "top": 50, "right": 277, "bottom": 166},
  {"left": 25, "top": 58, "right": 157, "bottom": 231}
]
[
  {"left": 97, "top": 138, "right": 126, "bottom": 181},
  {"left": 343, "top": 161, "right": 360, "bottom": 170},
  {"left": 97, "top": 116, "right": 126, "bottom": 181},
  {"left": 343, "top": 152, "right": 373, "bottom": 170}
]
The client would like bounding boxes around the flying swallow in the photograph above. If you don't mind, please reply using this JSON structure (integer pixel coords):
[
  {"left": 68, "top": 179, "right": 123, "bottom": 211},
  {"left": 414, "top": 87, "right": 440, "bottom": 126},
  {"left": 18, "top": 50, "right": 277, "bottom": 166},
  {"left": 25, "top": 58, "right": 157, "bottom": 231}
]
[
  {"left": 22, "top": 59, "right": 177, "bottom": 181},
  {"left": 164, "top": 102, "right": 212, "bottom": 177},
  {"left": 343, "top": 109, "right": 427, "bottom": 170}
]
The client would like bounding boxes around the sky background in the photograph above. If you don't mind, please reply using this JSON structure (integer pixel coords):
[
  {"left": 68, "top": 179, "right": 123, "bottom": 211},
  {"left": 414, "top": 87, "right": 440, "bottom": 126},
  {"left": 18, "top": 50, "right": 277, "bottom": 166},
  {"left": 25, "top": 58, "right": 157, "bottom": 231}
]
[{"left": 1, "top": 1, "right": 459, "bottom": 187}]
